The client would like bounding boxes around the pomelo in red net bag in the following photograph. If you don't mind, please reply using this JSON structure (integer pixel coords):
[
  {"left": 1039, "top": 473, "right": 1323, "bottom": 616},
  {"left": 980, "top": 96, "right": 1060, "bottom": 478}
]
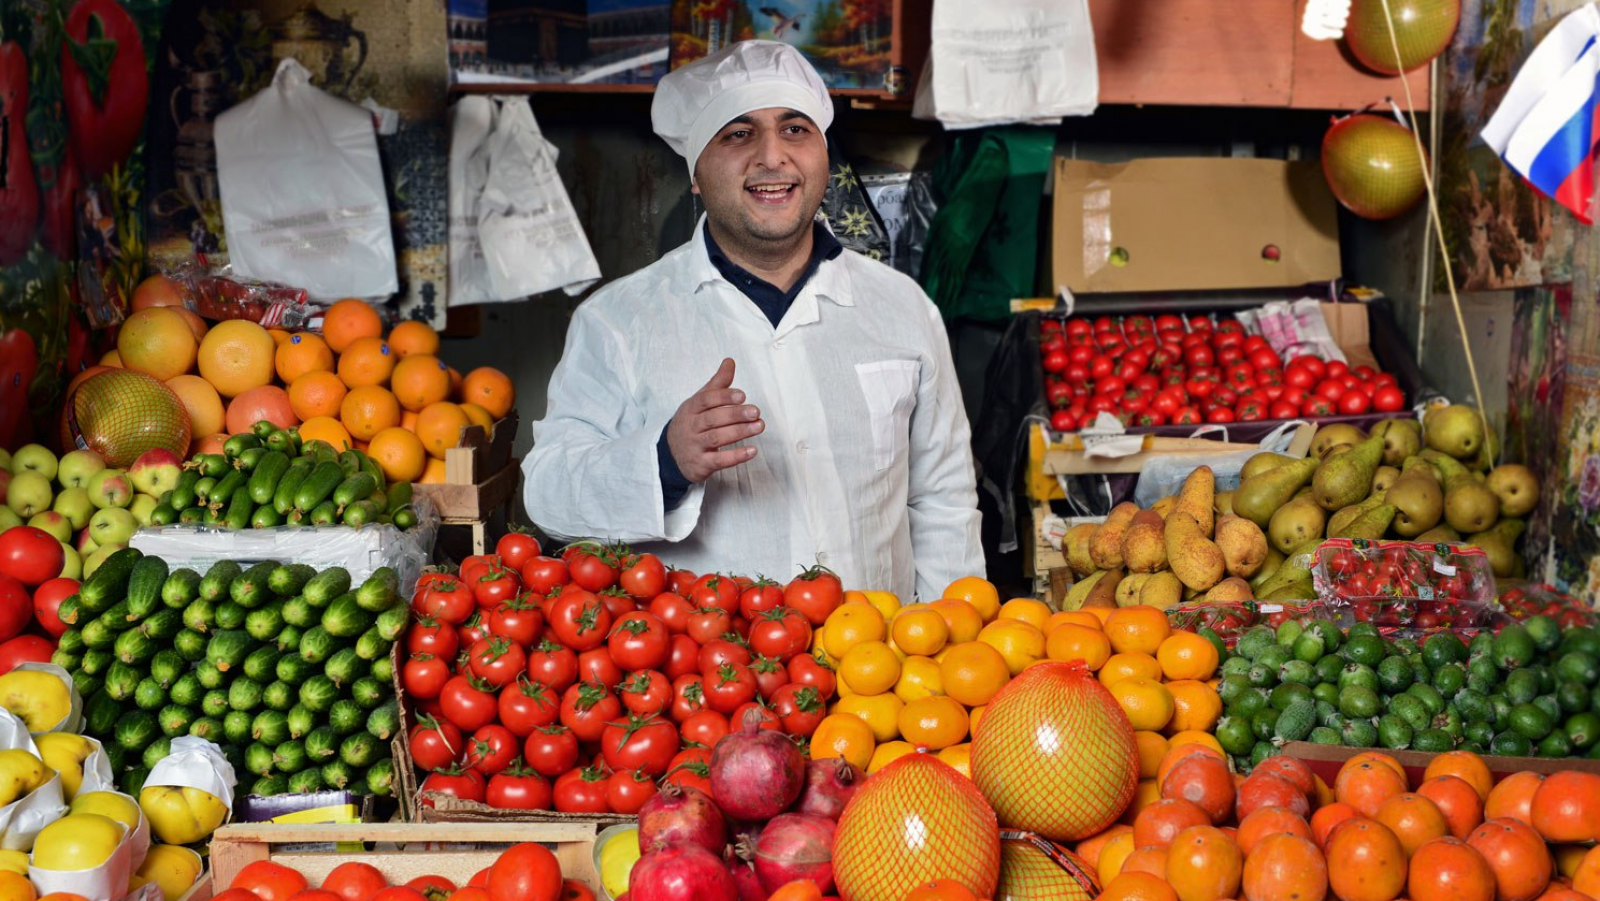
[
  {"left": 832, "top": 753, "right": 1000, "bottom": 901},
  {"left": 996, "top": 832, "right": 1101, "bottom": 901},
  {"left": 971, "top": 660, "right": 1139, "bottom": 842}
]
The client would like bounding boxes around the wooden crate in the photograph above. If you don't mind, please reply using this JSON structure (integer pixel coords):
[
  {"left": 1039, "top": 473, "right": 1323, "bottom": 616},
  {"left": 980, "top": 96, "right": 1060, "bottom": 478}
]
[
  {"left": 413, "top": 411, "right": 521, "bottom": 553},
  {"left": 207, "top": 822, "right": 602, "bottom": 894}
]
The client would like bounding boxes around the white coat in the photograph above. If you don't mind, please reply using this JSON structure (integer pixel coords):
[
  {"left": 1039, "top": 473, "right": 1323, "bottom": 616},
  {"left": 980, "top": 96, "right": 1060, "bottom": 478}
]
[{"left": 521, "top": 219, "right": 983, "bottom": 602}]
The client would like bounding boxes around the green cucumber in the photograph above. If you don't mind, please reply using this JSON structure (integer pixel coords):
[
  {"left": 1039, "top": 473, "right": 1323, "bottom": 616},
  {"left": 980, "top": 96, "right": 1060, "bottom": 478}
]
[
  {"left": 182, "top": 598, "right": 216, "bottom": 634},
  {"left": 139, "top": 608, "right": 184, "bottom": 641},
  {"left": 81, "top": 619, "right": 117, "bottom": 649},
  {"left": 214, "top": 601, "right": 247, "bottom": 631},
  {"left": 231, "top": 561, "right": 277, "bottom": 609},
  {"left": 58, "top": 596, "right": 82, "bottom": 627},
  {"left": 236, "top": 447, "right": 267, "bottom": 473},
  {"left": 356, "top": 568, "right": 399, "bottom": 612},
  {"left": 295, "top": 461, "right": 346, "bottom": 513},
  {"left": 161, "top": 568, "right": 202, "bottom": 609},
  {"left": 114, "top": 628, "right": 156, "bottom": 664},
  {"left": 243, "top": 646, "right": 282, "bottom": 682},
  {"left": 199, "top": 560, "right": 243, "bottom": 603},
  {"left": 224, "top": 486, "right": 254, "bottom": 529},
  {"left": 125, "top": 555, "right": 169, "bottom": 620},
  {"left": 150, "top": 650, "right": 186, "bottom": 688},
  {"left": 248, "top": 451, "right": 291, "bottom": 505},
  {"left": 206, "top": 630, "right": 255, "bottom": 672},
  {"left": 281, "top": 596, "right": 316, "bottom": 628},
  {"left": 340, "top": 500, "right": 378, "bottom": 527},
  {"left": 196, "top": 454, "right": 229, "bottom": 479},
  {"left": 245, "top": 604, "right": 285, "bottom": 641},
  {"left": 322, "top": 593, "right": 373, "bottom": 638},
  {"left": 223, "top": 433, "right": 261, "bottom": 459},
  {"left": 173, "top": 628, "right": 208, "bottom": 662},
  {"left": 149, "top": 503, "right": 179, "bottom": 526},
  {"left": 392, "top": 505, "right": 418, "bottom": 530},
  {"left": 273, "top": 462, "right": 314, "bottom": 516},
  {"left": 303, "top": 568, "right": 351, "bottom": 607},
  {"left": 276, "top": 653, "right": 315, "bottom": 684},
  {"left": 355, "top": 627, "right": 390, "bottom": 661},
  {"left": 309, "top": 500, "right": 339, "bottom": 525},
  {"left": 375, "top": 605, "right": 409, "bottom": 643},
  {"left": 269, "top": 563, "right": 318, "bottom": 598},
  {"left": 337, "top": 450, "right": 364, "bottom": 478},
  {"left": 79, "top": 547, "right": 142, "bottom": 613},
  {"left": 385, "top": 481, "right": 412, "bottom": 514},
  {"left": 208, "top": 469, "right": 246, "bottom": 507},
  {"left": 262, "top": 681, "right": 295, "bottom": 711},
  {"left": 170, "top": 469, "right": 202, "bottom": 510},
  {"left": 251, "top": 506, "right": 284, "bottom": 529},
  {"left": 266, "top": 429, "right": 300, "bottom": 456},
  {"left": 178, "top": 506, "right": 206, "bottom": 525},
  {"left": 332, "top": 472, "right": 378, "bottom": 509}
]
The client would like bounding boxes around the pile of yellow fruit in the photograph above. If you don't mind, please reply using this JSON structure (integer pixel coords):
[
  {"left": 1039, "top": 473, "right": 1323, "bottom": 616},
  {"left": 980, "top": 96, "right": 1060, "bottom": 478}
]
[{"left": 807, "top": 577, "right": 1227, "bottom": 787}]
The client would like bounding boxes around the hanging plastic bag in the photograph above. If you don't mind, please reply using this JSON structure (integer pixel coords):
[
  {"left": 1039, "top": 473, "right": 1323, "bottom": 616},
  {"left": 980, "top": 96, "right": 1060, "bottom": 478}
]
[
  {"left": 448, "top": 96, "right": 497, "bottom": 307},
  {"left": 477, "top": 97, "right": 601, "bottom": 301},
  {"left": 913, "top": 0, "right": 1098, "bottom": 128},
  {"left": 215, "top": 58, "right": 398, "bottom": 302},
  {"left": 1133, "top": 422, "right": 1309, "bottom": 508}
]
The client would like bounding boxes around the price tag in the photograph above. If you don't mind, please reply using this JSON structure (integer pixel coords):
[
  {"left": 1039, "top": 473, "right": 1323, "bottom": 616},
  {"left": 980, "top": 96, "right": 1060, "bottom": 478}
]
[
  {"left": 1433, "top": 561, "right": 1457, "bottom": 576},
  {"left": 1259, "top": 604, "right": 1283, "bottom": 613}
]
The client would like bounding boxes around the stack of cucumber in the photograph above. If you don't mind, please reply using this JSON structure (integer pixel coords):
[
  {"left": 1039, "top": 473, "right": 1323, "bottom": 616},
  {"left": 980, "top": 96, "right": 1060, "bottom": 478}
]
[
  {"left": 51, "top": 546, "right": 408, "bottom": 798},
  {"left": 145, "top": 420, "right": 420, "bottom": 530}
]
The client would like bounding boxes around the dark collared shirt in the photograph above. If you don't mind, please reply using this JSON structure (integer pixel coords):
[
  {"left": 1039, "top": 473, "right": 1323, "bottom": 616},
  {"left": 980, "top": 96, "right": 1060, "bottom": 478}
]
[{"left": 657, "top": 221, "right": 845, "bottom": 510}]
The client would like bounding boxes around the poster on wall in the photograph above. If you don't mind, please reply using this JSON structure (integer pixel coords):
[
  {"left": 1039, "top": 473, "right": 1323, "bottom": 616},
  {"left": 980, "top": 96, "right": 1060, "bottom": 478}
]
[
  {"left": 145, "top": 0, "right": 450, "bottom": 327},
  {"left": 669, "top": 0, "right": 896, "bottom": 91},
  {"left": 0, "top": 0, "right": 171, "bottom": 450},
  {"left": 448, "top": 0, "right": 670, "bottom": 86},
  {"left": 1505, "top": 285, "right": 1569, "bottom": 580},
  {"left": 1436, "top": 0, "right": 1581, "bottom": 292}
]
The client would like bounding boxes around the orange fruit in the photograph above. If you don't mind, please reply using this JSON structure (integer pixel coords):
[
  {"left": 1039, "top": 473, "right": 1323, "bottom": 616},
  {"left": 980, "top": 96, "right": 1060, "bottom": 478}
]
[
  {"left": 117, "top": 307, "right": 198, "bottom": 381},
  {"left": 935, "top": 743, "right": 971, "bottom": 778},
  {"left": 288, "top": 370, "right": 348, "bottom": 421},
  {"left": 1336, "top": 761, "right": 1410, "bottom": 819},
  {"left": 391, "top": 354, "right": 452, "bottom": 412},
  {"left": 1099, "top": 833, "right": 1138, "bottom": 883},
  {"left": 1310, "top": 802, "right": 1361, "bottom": 849},
  {"left": 367, "top": 427, "right": 428, "bottom": 484},
  {"left": 893, "top": 656, "right": 944, "bottom": 703},
  {"left": 131, "top": 274, "right": 185, "bottom": 310},
  {"left": 461, "top": 366, "right": 514, "bottom": 419},
  {"left": 1164, "top": 680, "right": 1221, "bottom": 734},
  {"left": 1166, "top": 731, "right": 1223, "bottom": 757},
  {"left": 892, "top": 609, "right": 950, "bottom": 657},
  {"left": 1122, "top": 846, "right": 1168, "bottom": 880},
  {"left": 997, "top": 598, "right": 1051, "bottom": 631},
  {"left": 340, "top": 386, "right": 402, "bottom": 441},
  {"left": 1408, "top": 837, "right": 1495, "bottom": 901},
  {"left": 838, "top": 642, "right": 902, "bottom": 697},
  {"left": 927, "top": 599, "right": 984, "bottom": 644},
  {"left": 1484, "top": 772, "right": 1544, "bottom": 827},
  {"left": 938, "top": 641, "right": 1010, "bottom": 707},
  {"left": 1374, "top": 792, "right": 1450, "bottom": 857},
  {"left": 1575, "top": 846, "right": 1600, "bottom": 900},
  {"left": 420, "top": 457, "right": 447, "bottom": 484},
  {"left": 943, "top": 576, "right": 1001, "bottom": 622},
  {"left": 322, "top": 299, "right": 383, "bottom": 353},
  {"left": 1536, "top": 889, "right": 1592, "bottom": 901},
  {"left": 0, "top": 871, "right": 36, "bottom": 901},
  {"left": 1104, "top": 607, "right": 1172, "bottom": 656},
  {"left": 225, "top": 385, "right": 299, "bottom": 434},
  {"left": 266, "top": 327, "right": 291, "bottom": 345},
  {"left": 1160, "top": 753, "right": 1234, "bottom": 825},
  {"left": 36, "top": 893, "right": 88, "bottom": 901},
  {"left": 1242, "top": 832, "right": 1327, "bottom": 901},
  {"left": 165, "top": 374, "right": 226, "bottom": 438},
  {"left": 810, "top": 713, "right": 874, "bottom": 771},
  {"left": 1122, "top": 779, "right": 1163, "bottom": 827},
  {"left": 1156, "top": 632, "right": 1219, "bottom": 681},
  {"left": 1424, "top": 751, "right": 1493, "bottom": 803},
  {"left": 1134, "top": 798, "right": 1212, "bottom": 849},
  {"left": 459, "top": 402, "right": 495, "bottom": 434},
  {"left": 1164, "top": 825, "right": 1241, "bottom": 901},
  {"left": 1047, "top": 623, "right": 1112, "bottom": 670},
  {"left": 416, "top": 402, "right": 469, "bottom": 459},
  {"left": 1235, "top": 807, "right": 1312, "bottom": 856},
  {"left": 1418, "top": 775, "right": 1486, "bottom": 840},
  {"left": 1099, "top": 872, "right": 1178, "bottom": 901},
  {"left": 1076, "top": 824, "right": 1134, "bottom": 872},
  {"left": 1529, "top": 771, "right": 1600, "bottom": 843},
  {"left": 976, "top": 620, "right": 1045, "bottom": 675},
  {"left": 1134, "top": 731, "right": 1169, "bottom": 780},
  {"left": 1110, "top": 678, "right": 1174, "bottom": 732},
  {"left": 336, "top": 336, "right": 396, "bottom": 388},
  {"left": 299, "top": 416, "right": 353, "bottom": 452},
  {"left": 824, "top": 603, "right": 888, "bottom": 660},
  {"left": 197, "top": 319, "right": 276, "bottom": 398},
  {"left": 1324, "top": 818, "right": 1407, "bottom": 901},
  {"left": 897, "top": 696, "right": 969, "bottom": 750},
  {"left": 275, "top": 332, "right": 334, "bottom": 383},
  {"left": 1467, "top": 818, "right": 1553, "bottom": 901},
  {"left": 1048, "top": 610, "right": 1103, "bottom": 632},
  {"left": 173, "top": 307, "right": 208, "bottom": 343},
  {"left": 387, "top": 319, "right": 441, "bottom": 358},
  {"left": 867, "top": 740, "right": 916, "bottom": 774},
  {"left": 1100, "top": 652, "right": 1163, "bottom": 688}
]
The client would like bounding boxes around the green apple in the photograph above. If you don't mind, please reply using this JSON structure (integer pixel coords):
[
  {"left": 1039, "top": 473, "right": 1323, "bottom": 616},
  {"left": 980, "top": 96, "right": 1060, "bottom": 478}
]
[
  {"left": 52, "top": 488, "right": 95, "bottom": 531},
  {"left": 0, "top": 507, "right": 20, "bottom": 530},
  {"left": 27, "top": 511, "right": 72, "bottom": 544},
  {"left": 0, "top": 448, "right": 11, "bottom": 470},
  {"left": 57, "top": 449, "right": 107, "bottom": 490},
  {"left": 57, "top": 544, "right": 81, "bottom": 581},
  {"left": 129, "top": 494, "right": 159, "bottom": 527},
  {"left": 88, "top": 508, "right": 137, "bottom": 547},
  {"left": 83, "top": 543, "right": 124, "bottom": 580},
  {"left": 10, "top": 444, "right": 57, "bottom": 480},
  {"left": 6, "top": 471, "right": 54, "bottom": 518},
  {"left": 87, "top": 469, "right": 133, "bottom": 510}
]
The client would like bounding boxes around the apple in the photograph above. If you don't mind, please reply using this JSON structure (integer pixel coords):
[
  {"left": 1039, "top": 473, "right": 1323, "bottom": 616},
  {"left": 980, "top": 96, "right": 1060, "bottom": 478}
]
[
  {"left": 0, "top": 508, "right": 20, "bottom": 530},
  {"left": 10, "top": 444, "right": 57, "bottom": 481},
  {"left": 26, "top": 511, "right": 72, "bottom": 544},
  {"left": 0, "top": 469, "right": 10, "bottom": 506},
  {"left": 57, "top": 449, "right": 107, "bottom": 490},
  {"left": 57, "top": 544, "right": 81, "bottom": 581},
  {"left": 75, "top": 527, "right": 96, "bottom": 555},
  {"left": 86, "top": 469, "right": 133, "bottom": 510},
  {"left": 128, "top": 448, "right": 183, "bottom": 498},
  {"left": 5, "top": 471, "right": 54, "bottom": 518},
  {"left": 88, "top": 508, "right": 137, "bottom": 548},
  {"left": 53, "top": 488, "right": 95, "bottom": 530},
  {"left": 83, "top": 543, "right": 124, "bottom": 580},
  {"left": 0, "top": 448, "right": 11, "bottom": 470},
  {"left": 129, "top": 494, "right": 158, "bottom": 527}
]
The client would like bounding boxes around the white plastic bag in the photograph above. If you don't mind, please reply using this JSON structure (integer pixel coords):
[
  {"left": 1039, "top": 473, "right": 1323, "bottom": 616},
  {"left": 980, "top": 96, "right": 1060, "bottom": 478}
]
[
  {"left": 914, "top": 0, "right": 1098, "bottom": 128},
  {"left": 0, "top": 708, "right": 66, "bottom": 851},
  {"left": 1236, "top": 299, "right": 1348, "bottom": 365},
  {"left": 1133, "top": 422, "right": 1310, "bottom": 508},
  {"left": 448, "top": 96, "right": 497, "bottom": 308},
  {"left": 216, "top": 58, "right": 399, "bottom": 302},
  {"left": 477, "top": 97, "right": 600, "bottom": 300}
]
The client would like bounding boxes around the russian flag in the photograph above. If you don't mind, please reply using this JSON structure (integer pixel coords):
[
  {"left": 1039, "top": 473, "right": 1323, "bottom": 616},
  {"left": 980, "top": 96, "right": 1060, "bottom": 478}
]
[{"left": 1482, "top": 4, "right": 1600, "bottom": 223}]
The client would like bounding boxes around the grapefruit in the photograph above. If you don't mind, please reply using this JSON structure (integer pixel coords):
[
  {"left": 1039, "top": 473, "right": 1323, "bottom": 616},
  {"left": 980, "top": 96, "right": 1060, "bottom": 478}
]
[
  {"left": 117, "top": 308, "right": 197, "bottom": 381},
  {"left": 165, "top": 375, "right": 226, "bottom": 438},
  {"left": 226, "top": 386, "right": 299, "bottom": 434},
  {"left": 198, "top": 320, "right": 276, "bottom": 398}
]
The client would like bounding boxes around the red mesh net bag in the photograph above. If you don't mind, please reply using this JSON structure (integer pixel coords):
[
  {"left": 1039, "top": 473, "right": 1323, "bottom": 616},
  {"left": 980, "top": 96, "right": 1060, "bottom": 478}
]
[
  {"left": 996, "top": 831, "right": 1101, "bottom": 901},
  {"left": 832, "top": 753, "right": 1000, "bottom": 901},
  {"left": 971, "top": 660, "right": 1139, "bottom": 842},
  {"left": 69, "top": 368, "right": 192, "bottom": 467}
]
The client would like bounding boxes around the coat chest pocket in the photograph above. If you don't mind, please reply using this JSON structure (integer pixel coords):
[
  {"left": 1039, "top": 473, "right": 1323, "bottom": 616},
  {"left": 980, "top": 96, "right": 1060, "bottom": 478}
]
[{"left": 854, "top": 360, "right": 920, "bottom": 471}]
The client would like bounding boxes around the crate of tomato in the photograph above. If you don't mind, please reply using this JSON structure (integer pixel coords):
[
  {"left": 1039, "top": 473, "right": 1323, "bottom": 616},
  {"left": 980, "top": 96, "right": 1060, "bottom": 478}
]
[{"left": 394, "top": 535, "right": 843, "bottom": 822}]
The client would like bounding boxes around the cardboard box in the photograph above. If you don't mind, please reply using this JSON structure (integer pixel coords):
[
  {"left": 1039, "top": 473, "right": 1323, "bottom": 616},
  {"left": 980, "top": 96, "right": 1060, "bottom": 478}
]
[
  {"left": 1283, "top": 741, "right": 1600, "bottom": 788},
  {"left": 1052, "top": 157, "right": 1341, "bottom": 294}
]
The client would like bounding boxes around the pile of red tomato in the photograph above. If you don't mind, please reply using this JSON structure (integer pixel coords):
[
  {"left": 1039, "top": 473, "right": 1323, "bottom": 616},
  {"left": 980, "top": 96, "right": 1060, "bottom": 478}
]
[
  {"left": 218, "top": 841, "right": 584, "bottom": 901},
  {"left": 1039, "top": 313, "right": 1407, "bottom": 431},
  {"left": 403, "top": 532, "right": 842, "bottom": 814},
  {"left": 0, "top": 525, "right": 77, "bottom": 673}
]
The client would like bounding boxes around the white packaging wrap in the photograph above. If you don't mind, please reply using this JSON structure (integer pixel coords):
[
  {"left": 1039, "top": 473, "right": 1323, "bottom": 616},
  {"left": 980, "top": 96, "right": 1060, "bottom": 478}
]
[
  {"left": 145, "top": 737, "right": 237, "bottom": 811},
  {"left": 914, "top": 0, "right": 1098, "bottom": 128},
  {"left": 0, "top": 663, "right": 82, "bottom": 735},
  {"left": 448, "top": 96, "right": 497, "bottom": 307},
  {"left": 28, "top": 778, "right": 152, "bottom": 901},
  {"left": 0, "top": 708, "right": 65, "bottom": 851},
  {"left": 477, "top": 96, "right": 601, "bottom": 301},
  {"left": 216, "top": 58, "right": 398, "bottom": 302}
]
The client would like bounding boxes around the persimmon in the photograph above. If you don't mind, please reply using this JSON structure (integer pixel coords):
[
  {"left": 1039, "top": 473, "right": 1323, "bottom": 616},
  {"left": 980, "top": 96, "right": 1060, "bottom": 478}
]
[
  {"left": 1324, "top": 819, "right": 1407, "bottom": 901},
  {"left": 1241, "top": 832, "right": 1327, "bottom": 901},
  {"left": 1335, "top": 762, "right": 1409, "bottom": 819},
  {"left": 1468, "top": 818, "right": 1553, "bottom": 901},
  {"left": 1165, "top": 826, "right": 1242, "bottom": 901},
  {"left": 1235, "top": 807, "right": 1312, "bottom": 857},
  {"left": 1418, "top": 775, "right": 1485, "bottom": 841},
  {"left": 1407, "top": 837, "right": 1495, "bottom": 901}
]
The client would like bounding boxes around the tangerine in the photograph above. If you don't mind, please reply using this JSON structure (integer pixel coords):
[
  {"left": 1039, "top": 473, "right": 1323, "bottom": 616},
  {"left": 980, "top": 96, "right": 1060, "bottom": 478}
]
[
  {"left": 977, "top": 620, "right": 1046, "bottom": 675},
  {"left": 1423, "top": 751, "right": 1493, "bottom": 803},
  {"left": 897, "top": 695, "right": 969, "bottom": 750},
  {"left": 1235, "top": 807, "right": 1312, "bottom": 857},
  {"left": 1048, "top": 624, "right": 1113, "bottom": 670},
  {"left": 1161, "top": 753, "right": 1235, "bottom": 825},
  {"left": 197, "top": 319, "right": 276, "bottom": 397},
  {"left": 809, "top": 713, "right": 874, "bottom": 770},
  {"left": 867, "top": 740, "right": 916, "bottom": 773},
  {"left": 0, "top": 871, "right": 35, "bottom": 901},
  {"left": 391, "top": 354, "right": 452, "bottom": 412},
  {"left": 1529, "top": 772, "right": 1600, "bottom": 843},
  {"left": 1374, "top": 793, "right": 1450, "bottom": 857},
  {"left": 1134, "top": 799, "right": 1212, "bottom": 849},
  {"left": 459, "top": 402, "right": 495, "bottom": 434},
  {"left": 288, "top": 370, "right": 348, "bottom": 421},
  {"left": 892, "top": 609, "right": 950, "bottom": 657},
  {"left": 1135, "top": 731, "right": 1170, "bottom": 780},
  {"left": 1467, "top": 818, "right": 1553, "bottom": 901},
  {"left": 117, "top": 307, "right": 198, "bottom": 381},
  {"left": 1101, "top": 653, "right": 1164, "bottom": 688},
  {"left": 1574, "top": 846, "right": 1600, "bottom": 900},
  {"left": 99, "top": 349, "right": 122, "bottom": 366},
  {"left": 824, "top": 603, "right": 888, "bottom": 660},
  {"left": 938, "top": 642, "right": 1010, "bottom": 707},
  {"left": 225, "top": 385, "right": 298, "bottom": 434},
  {"left": 929, "top": 599, "right": 985, "bottom": 644},
  {"left": 1165, "top": 680, "right": 1222, "bottom": 734},
  {"left": 893, "top": 656, "right": 945, "bottom": 704},
  {"left": 1122, "top": 846, "right": 1168, "bottom": 880},
  {"left": 1077, "top": 825, "right": 1134, "bottom": 872},
  {"left": 1484, "top": 772, "right": 1544, "bottom": 827},
  {"left": 1112, "top": 679, "right": 1175, "bottom": 732},
  {"left": 1049, "top": 611, "right": 1104, "bottom": 632},
  {"left": 936, "top": 743, "right": 971, "bottom": 778},
  {"left": 1099, "top": 833, "right": 1139, "bottom": 884},
  {"left": 387, "top": 319, "right": 441, "bottom": 358},
  {"left": 322, "top": 299, "right": 384, "bottom": 353},
  {"left": 165, "top": 374, "right": 226, "bottom": 438},
  {"left": 839, "top": 641, "right": 902, "bottom": 696},
  {"left": 1417, "top": 776, "right": 1485, "bottom": 841},
  {"left": 461, "top": 366, "right": 515, "bottom": 419},
  {"left": 337, "top": 337, "right": 396, "bottom": 388},
  {"left": 1099, "top": 872, "right": 1178, "bottom": 901},
  {"left": 1157, "top": 632, "right": 1220, "bottom": 681},
  {"left": 1241, "top": 832, "right": 1326, "bottom": 901},
  {"left": 275, "top": 332, "right": 334, "bottom": 383},
  {"left": 367, "top": 427, "right": 428, "bottom": 484},
  {"left": 834, "top": 691, "right": 904, "bottom": 743},
  {"left": 420, "top": 457, "right": 447, "bottom": 484},
  {"left": 1407, "top": 837, "right": 1495, "bottom": 901},
  {"left": 943, "top": 577, "right": 1001, "bottom": 622},
  {"left": 998, "top": 598, "right": 1051, "bottom": 631},
  {"left": 416, "top": 402, "right": 470, "bottom": 459},
  {"left": 1324, "top": 819, "right": 1407, "bottom": 901},
  {"left": 1336, "top": 761, "right": 1409, "bottom": 819},
  {"left": 1105, "top": 607, "right": 1172, "bottom": 656},
  {"left": 1164, "top": 825, "right": 1242, "bottom": 901},
  {"left": 1167, "top": 732, "right": 1225, "bottom": 757}
]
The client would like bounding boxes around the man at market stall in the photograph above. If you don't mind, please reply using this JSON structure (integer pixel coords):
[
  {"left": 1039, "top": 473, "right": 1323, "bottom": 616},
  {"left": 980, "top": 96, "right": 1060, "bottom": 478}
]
[{"left": 521, "top": 40, "right": 982, "bottom": 603}]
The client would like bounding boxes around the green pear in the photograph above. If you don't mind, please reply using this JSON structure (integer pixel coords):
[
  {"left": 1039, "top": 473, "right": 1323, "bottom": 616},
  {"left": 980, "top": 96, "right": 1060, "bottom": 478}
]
[
  {"left": 1372, "top": 466, "right": 1400, "bottom": 494},
  {"left": 1415, "top": 524, "right": 1461, "bottom": 543},
  {"left": 1336, "top": 504, "right": 1396, "bottom": 540},
  {"left": 1424, "top": 404, "right": 1488, "bottom": 460},
  {"left": 1241, "top": 452, "right": 1295, "bottom": 482},
  {"left": 1370, "top": 419, "right": 1422, "bottom": 466},
  {"left": 1233, "top": 457, "right": 1319, "bottom": 528},
  {"left": 1386, "top": 468, "right": 1443, "bottom": 538},
  {"left": 1311, "top": 424, "right": 1367, "bottom": 461},
  {"left": 1311, "top": 435, "right": 1383, "bottom": 511},
  {"left": 1327, "top": 491, "right": 1386, "bottom": 537},
  {"left": 1443, "top": 468, "right": 1500, "bottom": 534},
  {"left": 1465, "top": 518, "right": 1525, "bottom": 578},
  {"left": 1269, "top": 497, "right": 1327, "bottom": 554},
  {"left": 1486, "top": 464, "right": 1540, "bottom": 518}
]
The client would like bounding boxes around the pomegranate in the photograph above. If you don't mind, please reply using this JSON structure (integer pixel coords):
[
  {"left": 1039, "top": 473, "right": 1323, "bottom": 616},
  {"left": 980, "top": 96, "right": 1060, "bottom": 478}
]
[
  {"left": 638, "top": 783, "right": 727, "bottom": 855},
  {"left": 630, "top": 844, "right": 739, "bottom": 901},
  {"left": 726, "top": 846, "right": 766, "bottom": 901},
  {"left": 754, "top": 813, "right": 836, "bottom": 894},
  {"left": 710, "top": 708, "right": 805, "bottom": 821},
  {"left": 795, "top": 758, "right": 863, "bottom": 821}
]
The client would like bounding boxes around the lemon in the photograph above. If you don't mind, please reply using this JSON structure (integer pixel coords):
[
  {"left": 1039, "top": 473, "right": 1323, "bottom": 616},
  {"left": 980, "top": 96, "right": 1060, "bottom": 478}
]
[
  {"left": 0, "top": 850, "right": 28, "bottom": 875},
  {"left": 137, "top": 845, "right": 204, "bottom": 901}
]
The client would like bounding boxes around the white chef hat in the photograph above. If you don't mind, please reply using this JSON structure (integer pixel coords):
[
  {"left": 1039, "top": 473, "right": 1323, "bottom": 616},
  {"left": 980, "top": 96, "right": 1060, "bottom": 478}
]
[{"left": 651, "top": 40, "right": 833, "bottom": 181}]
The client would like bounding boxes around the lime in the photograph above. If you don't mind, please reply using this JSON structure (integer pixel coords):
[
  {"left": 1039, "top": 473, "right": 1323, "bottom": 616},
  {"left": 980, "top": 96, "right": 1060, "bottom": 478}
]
[
  {"left": 1339, "top": 685, "right": 1381, "bottom": 719},
  {"left": 1494, "top": 625, "right": 1536, "bottom": 669},
  {"left": 1294, "top": 633, "right": 1326, "bottom": 664},
  {"left": 1215, "top": 715, "right": 1256, "bottom": 756},
  {"left": 1280, "top": 660, "right": 1318, "bottom": 686},
  {"left": 1510, "top": 702, "right": 1554, "bottom": 741},
  {"left": 1276, "top": 619, "right": 1305, "bottom": 648},
  {"left": 1339, "top": 663, "right": 1379, "bottom": 692},
  {"left": 1378, "top": 714, "right": 1414, "bottom": 750},
  {"left": 1557, "top": 681, "right": 1591, "bottom": 715},
  {"left": 1413, "top": 728, "right": 1454, "bottom": 753},
  {"left": 1343, "top": 718, "right": 1379, "bottom": 748},
  {"left": 1433, "top": 662, "right": 1467, "bottom": 697},
  {"left": 1344, "top": 635, "right": 1388, "bottom": 667},
  {"left": 1378, "top": 656, "right": 1415, "bottom": 694},
  {"left": 1310, "top": 726, "right": 1343, "bottom": 745},
  {"left": 1524, "top": 615, "right": 1561, "bottom": 652},
  {"left": 1538, "top": 729, "right": 1574, "bottom": 758},
  {"left": 1423, "top": 633, "right": 1468, "bottom": 670},
  {"left": 1505, "top": 669, "right": 1541, "bottom": 705},
  {"left": 1390, "top": 693, "right": 1431, "bottom": 731}
]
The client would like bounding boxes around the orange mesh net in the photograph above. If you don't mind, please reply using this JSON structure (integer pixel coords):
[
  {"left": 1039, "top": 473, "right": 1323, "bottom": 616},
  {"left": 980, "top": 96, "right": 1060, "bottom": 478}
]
[
  {"left": 70, "top": 369, "right": 192, "bottom": 467},
  {"left": 971, "top": 661, "right": 1139, "bottom": 842},
  {"left": 833, "top": 754, "right": 1001, "bottom": 901},
  {"left": 997, "top": 832, "right": 1101, "bottom": 901}
]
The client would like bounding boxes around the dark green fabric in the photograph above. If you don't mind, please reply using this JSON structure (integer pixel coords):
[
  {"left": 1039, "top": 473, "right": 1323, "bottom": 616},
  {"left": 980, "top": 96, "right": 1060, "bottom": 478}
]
[{"left": 920, "top": 128, "right": 1056, "bottom": 322}]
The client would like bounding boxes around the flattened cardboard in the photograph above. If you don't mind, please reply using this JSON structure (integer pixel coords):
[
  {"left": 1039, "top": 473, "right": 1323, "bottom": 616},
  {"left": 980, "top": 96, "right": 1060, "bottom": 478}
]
[
  {"left": 1053, "top": 157, "right": 1341, "bottom": 294},
  {"left": 1321, "top": 302, "right": 1382, "bottom": 372}
]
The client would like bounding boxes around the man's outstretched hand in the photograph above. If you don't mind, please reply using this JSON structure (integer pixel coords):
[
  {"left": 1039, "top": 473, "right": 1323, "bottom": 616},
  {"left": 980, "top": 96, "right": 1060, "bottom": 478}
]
[{"left": 666, "top": 358, "right": 764, "bottom": 483}]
